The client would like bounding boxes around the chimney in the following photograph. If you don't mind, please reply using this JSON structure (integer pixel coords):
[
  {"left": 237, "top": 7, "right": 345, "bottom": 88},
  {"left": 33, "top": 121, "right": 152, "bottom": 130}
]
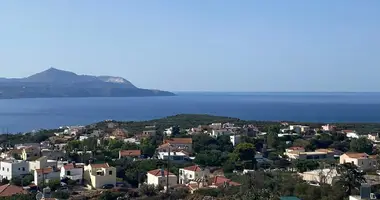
[{"left": 360, "top": 183, "right": 371, "bottom": 199}]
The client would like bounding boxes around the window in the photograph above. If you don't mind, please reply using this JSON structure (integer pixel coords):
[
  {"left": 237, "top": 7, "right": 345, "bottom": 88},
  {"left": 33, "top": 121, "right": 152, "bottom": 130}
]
[
  {"left": 67, "top": 171, "right": 71, "bottom": 176},
  {"left": 18, "top": 168, "right": 20, "bottom": 170},
  {"left": 189, "top": 175, "right": 192, "bottom": 179},
  {"left": 7, "top": 168, "right": 9, "bottom": 172},
  {"left": 109, "top": 170, "right": 113, "bottom": 175},
  {"left": 2, "top": 168, "right": 4, "bottom": 171},
  {"left": 97, "top": 172, "right": 102, "bottom": 175},
  {"left": 22, "top": 168, "right": 25, "bottom": 171}
]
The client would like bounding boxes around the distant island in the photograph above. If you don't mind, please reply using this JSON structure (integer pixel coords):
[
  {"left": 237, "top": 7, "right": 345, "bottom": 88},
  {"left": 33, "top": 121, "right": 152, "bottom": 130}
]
[{"left": 0, "top": 68, "right": 175, "bottom": 99}]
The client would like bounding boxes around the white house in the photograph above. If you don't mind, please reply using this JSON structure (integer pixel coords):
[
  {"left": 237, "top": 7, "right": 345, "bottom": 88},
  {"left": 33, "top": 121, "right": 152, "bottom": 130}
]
[
  {"left": 340, "top": 153, "right": 376, "bottom": 171},
  {"left": 34, "top": 167, "right": 60, "bottom": 186},
  {"left": 347, "top": 132, "right": 360, "bottom": 139},
  {"left": 209, "top": 129, "right": 232, "bottom": 138},
  {"left": 147, "top": 169, "right": 177, "bottom": 187},
  {"left": 164, "top": 127, "right": 173, "bottom": 136},
  {"left": 0, "top": 160, "right": 29, "bottom": 181},
  {"left": 289, "top": 125, "right": 310, "bottom": 133},
  {"left": 179, "top": 165, "right": 210, "bottom": 185},
  {"left": 230, "top": 135, "right": 241, "bottom": 146},
  {"left": 157, "top": 151, "right": 189, "bottom": 162},
  {"left": 60, "top": 163, "right": 83, "bottom": 183},
  {"left": 301, "top": 168, "right": 338, "bottom": 185}
]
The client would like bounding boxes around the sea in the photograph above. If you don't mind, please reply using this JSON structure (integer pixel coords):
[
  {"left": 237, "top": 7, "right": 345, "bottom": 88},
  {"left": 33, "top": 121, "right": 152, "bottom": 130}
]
[{"left": 1, "top": 92, "right": 380, "bottom": 133}]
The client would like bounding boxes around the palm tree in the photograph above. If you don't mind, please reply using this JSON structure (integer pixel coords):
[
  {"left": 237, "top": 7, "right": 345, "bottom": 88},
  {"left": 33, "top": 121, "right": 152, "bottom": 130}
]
[{"left": 336, "top": 163, "right": 366, "bottom": 196}]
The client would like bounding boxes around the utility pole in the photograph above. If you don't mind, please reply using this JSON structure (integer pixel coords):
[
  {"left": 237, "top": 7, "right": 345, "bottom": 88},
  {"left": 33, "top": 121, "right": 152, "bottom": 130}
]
[{"left": 166, "top": 146, "right": 170, "bottom": 194}]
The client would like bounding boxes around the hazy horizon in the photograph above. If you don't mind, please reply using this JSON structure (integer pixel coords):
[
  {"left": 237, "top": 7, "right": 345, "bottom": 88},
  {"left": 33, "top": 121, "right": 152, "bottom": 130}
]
[{"left": 1, "top": 1, "right": 379, "bottom": 92}]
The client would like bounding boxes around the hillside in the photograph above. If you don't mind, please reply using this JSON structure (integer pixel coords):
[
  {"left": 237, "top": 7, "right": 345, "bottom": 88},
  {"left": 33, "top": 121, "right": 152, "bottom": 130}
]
[{"left": 0, "top": 68, "right": 174, "bottom": 99}]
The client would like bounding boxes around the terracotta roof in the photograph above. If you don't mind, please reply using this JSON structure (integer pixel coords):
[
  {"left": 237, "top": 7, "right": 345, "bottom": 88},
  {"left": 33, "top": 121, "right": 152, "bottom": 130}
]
[
  {"left": 184, "top": 165, "right": 201, "bottom": 172},
  {"left": 342, "top": 130, "right": 355, "bottom": 133},
  {"left": 148, "top": 169, "right": 175, "bottom": 177},
  {"left": 63, "top": 163, "right": 81, "bottom": 170},
  {"left": 288, "top": 147, "right": 305, "bottom": 151},
  {"left": 211, "top": 176, "right": 241, "bottom": 187},
  {"left": 164, "top": 138, "right": 192, "bottom": 144},
  {"left": 119, "top": 150, "right": 141, "bottom": 157},
  {"left": 158, "top": 143, "right": 171, "bottom": 149},
  {"left": 0, "top": 184, "right": 26, "bottom": 197},
  {"left": 344, "top": 152, "right": 369, "bottom": 159},
  {"left": 315, "top": 149, "right": 332, "bottom": 153},
  {"left": 90, "top": 163, "right": 110, "bottom": 169},
  {"left": 36, "top": 168, "right": 54, "bottom": 175}
]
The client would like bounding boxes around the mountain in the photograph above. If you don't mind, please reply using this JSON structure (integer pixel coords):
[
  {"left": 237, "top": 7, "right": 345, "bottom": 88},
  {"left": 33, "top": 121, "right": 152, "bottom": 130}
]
[{"left": 0, "top": 68, "right": 175, "bottom": 99}]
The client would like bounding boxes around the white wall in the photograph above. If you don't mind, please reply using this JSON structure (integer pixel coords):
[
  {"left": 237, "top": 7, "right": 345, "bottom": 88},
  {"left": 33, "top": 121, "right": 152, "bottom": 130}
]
[{"left": 0, "top": 161, "right": 29, "bottom": 181}]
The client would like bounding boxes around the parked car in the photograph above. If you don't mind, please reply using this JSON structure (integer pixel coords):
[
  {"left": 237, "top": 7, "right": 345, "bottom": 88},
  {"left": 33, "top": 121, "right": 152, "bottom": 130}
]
[{"left": 102, "top": 184, "right": 114, "bottom": 189}]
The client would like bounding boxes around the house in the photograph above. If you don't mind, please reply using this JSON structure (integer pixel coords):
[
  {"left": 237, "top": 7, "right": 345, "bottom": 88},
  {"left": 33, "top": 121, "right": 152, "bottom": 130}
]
[
  {"left": 209, "top": 123, "right": 222, "bottom": 130},
  {"left": 109, "top": 129, "right": 128, "bottom": 140},
  {"left": 60, "top": 163, "right": 83, "bottom": 183},
  {"left": 119, "top": 150, "right": 141, "bottom": 159},
  {"left": 34, "top": 167, "right": 60, "bottom": 186},
  {"left": 123, "top": 137, "right": 141, "bottom": 145},
  {"left": 157, "top": 150, "right": 190, "bottom": 162},
  {"left": 163, "top": 138, "right": 193, "bottom": 152},
  {"left": 340, "top": 153, "right": 376, "bottom": 170},
  {"left": 0, "top": 160, "right": 29, "bottom": 181},
  {"left": 146, "top": 169, "right": 177, "bottom": 187},
  {"left": 321, "top": 124, "right": 336, "bottom": 132},
  {"left": 142, "top": 130, "right": 156, "bottom": 136},
  {"left": 208, "top": 176, "right": 241, "bottom": 188},
  {"left": 0, "top": 184, "right": 27, "bottom": 197},
  {"left": 29, "top": 156, "right": 55, "bottom": 172},
  {"left": 84, "top": 163, "right": 116, "bottom": 189},
  {"left": 21, "top": 146, "right": 40, "bottom": 161},
  {"left": 230, "top": 135, "right": 241, "bottom": 146},
  {"left": 41, "top": 149, "right": 65, "bottom": 160},
  {"left": 289, "top": 125, "right": 310, "bottom": 133},
  {"left": 368, "top": 133, "right": 380, "bottom": 144},
  {"left": 15, "top": 143, "right": 40, "bottom": 150},
  {"left": 301, "top": 168, "right": 338, "bottom": 185},
  {"left": 315, "top": 148, "right": 343, "bottom": 158},
  {"left": 209, "top": 129, "right": 232, "bottom": 138},
  {"left": 164, "top": 127, "right": 174, "bottom": 136},
  {"left": 284, "top": 147, "right": 334, "bottom": 160},
  {"left": 179, "top": 165, "right": 210, "bottom": 185}
]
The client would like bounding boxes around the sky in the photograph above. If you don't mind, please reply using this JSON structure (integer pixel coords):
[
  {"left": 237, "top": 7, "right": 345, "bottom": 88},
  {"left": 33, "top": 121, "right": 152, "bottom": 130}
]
[{"left": 0, "top": 1, "right": 379, "bottom": 92}]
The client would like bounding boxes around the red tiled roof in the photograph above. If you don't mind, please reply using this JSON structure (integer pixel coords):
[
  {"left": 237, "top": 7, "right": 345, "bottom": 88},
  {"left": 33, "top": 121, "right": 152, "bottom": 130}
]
[
  {"left": 164, "top": 138, "right": 192, "bottom": 144},
  {"left": 344, "top": 152, "right": 369, "bottom": 159},
  {"left": 148, "top": 169, "right": 175, "bottom": 177},
  {"left": 119, "top": 150, "right": 141, "bottom": 157},
  {"left": 0, "top": 184, "right": 26, "bottom": 197},
  {"left": 36, "top": 168, "right": 54, "bottom": 175},
  {"left": 184, "top": 165, "right": 201, "bottom": 172},
  {"left": 90, "top": 163, "right": 110, "bottom": 169},
  {"left": 63, "top": 163, "right": 75, "bottom": 170},
  {"left": 211, "top": 176, "right": 241, "bottom": 187}
]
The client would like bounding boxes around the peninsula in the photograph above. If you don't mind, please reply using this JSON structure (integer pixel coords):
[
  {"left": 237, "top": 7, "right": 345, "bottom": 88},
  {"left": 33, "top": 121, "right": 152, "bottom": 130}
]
[{"left": 0, "top": 68, "right": 175, "bottom": 99}]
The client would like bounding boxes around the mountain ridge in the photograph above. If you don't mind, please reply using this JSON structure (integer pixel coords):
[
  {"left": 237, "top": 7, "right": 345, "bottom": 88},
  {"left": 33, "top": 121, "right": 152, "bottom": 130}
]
[{"left": 0, "top": 68, "right": 174, "bottom": 99}]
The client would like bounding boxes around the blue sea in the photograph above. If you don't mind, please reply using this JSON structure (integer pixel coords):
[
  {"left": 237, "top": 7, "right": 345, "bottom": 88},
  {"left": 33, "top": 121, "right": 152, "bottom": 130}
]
[{"left": 1, "top": 92, "right": 380, "bottom": 133}]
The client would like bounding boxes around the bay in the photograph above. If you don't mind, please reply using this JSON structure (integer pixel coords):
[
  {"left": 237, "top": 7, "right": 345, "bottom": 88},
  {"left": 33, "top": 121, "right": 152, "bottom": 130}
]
[{"left": 1, "top": 92, "right": 380, "bottom": 133}]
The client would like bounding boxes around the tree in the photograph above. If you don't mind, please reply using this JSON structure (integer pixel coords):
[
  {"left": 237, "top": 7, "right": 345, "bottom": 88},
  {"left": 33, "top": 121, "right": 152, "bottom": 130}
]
[
  {"left": 171, "top": 126, "right": 180, "bottom": 137},
  {"left": 336, "top": 163, "right": 366, "bottom": 196},
  {"left": 350, "top": 138, "right": 373, "bottom": 154},
  {"left": 267, "top": 132, "right": 279, "bottom": 149},
  {"left": 138, "top": 184, "right": 159, "bottom": 197},
  {"left": 231, "top": 143, "right": 256, "bottom": 161},
  {"left": 293, "top": 139, "right": 313, "bottom": 150},
  {"left": 229, "top": 143, "right": 256, "bottom": 170}
]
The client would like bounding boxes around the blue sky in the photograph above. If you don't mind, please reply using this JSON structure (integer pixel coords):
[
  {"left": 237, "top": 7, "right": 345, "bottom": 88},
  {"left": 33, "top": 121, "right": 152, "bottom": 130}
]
[{"left": 0, "top": 1, "right": 379, "bottom": 92}]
